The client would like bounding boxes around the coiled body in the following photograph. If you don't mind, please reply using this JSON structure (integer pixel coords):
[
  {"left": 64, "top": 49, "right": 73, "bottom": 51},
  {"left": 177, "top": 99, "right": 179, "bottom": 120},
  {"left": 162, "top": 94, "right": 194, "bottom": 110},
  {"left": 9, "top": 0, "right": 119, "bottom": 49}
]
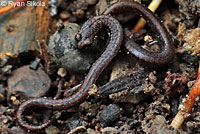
[
  {"left": 17, "top": 15, "right": 123, "bottom": 130},
  {"left": 104, "top": 1, "right": 174, "bottom": 65}
]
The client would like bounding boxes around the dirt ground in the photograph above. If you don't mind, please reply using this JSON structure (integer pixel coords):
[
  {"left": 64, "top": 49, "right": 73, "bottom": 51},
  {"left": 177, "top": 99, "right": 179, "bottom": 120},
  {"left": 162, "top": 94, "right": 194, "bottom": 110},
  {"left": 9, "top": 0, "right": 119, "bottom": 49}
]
[{"left": 0, "top": 0, "right": 200, "bottom": 134}]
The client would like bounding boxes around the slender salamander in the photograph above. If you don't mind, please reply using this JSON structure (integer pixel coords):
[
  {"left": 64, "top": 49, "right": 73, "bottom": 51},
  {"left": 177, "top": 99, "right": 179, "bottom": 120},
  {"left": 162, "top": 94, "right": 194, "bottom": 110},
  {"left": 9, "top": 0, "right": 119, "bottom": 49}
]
[
  {"left": 17, "top": 1, "right": 175, "bottom": 131},
  {"left": 17, "top": 15, "right": 123, "bottom": 130}
]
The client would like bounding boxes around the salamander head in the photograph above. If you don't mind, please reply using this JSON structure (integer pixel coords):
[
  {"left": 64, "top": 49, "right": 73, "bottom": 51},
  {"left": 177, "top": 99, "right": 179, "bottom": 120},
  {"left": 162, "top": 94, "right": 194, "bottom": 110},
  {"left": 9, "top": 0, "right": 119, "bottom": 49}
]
[{"left": 76, "top": 31, "right": 93, "bottom": 49}]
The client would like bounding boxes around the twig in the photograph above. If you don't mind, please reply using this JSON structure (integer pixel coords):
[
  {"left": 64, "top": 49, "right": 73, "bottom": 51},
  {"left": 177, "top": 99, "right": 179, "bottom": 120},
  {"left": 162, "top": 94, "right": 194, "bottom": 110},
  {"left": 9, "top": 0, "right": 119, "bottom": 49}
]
[
  {"left": 67, "top": 126, "right": 86, "bottom": 134},
  {"left": 131, "top": 0, "right": 163, "bottom": 33},
  {"left": 170, "top": 63, "right": 200, "bottom": 128}
]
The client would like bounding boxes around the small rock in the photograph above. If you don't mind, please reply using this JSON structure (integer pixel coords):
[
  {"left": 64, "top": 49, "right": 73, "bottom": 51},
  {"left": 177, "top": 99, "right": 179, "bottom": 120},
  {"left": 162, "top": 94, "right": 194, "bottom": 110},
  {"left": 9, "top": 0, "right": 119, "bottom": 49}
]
[
  {"left": 164, "top": 71, "right": 190, "bottom": 96},
  {"left": 7, "top": 66, "right": 51, "bottom": 101},
  {"left": 72, "top": 9, "right": 85, "bottom": 19},
  {"left": 0, "top": 85, "right": 6, "bottom": 101},
  {"left": 144, "top": 35, "right": 153, "bottom": 42},
  {"left": 85, "top": 0, "right": 97, "bottom": 5},
  {"left": 142, "top": 115, "right": 187, "bottom": 134},
  {"left": 87, "top": 128, "right": 97, "bottom": 134},
  {"left": 186, "top": 121, "right": 195, "bottom": 129},
  {"left": 10, "top": 96, "right": 20, "bottom": 106},
  {"left": 0, "top": 106, "right": 8, "bottom": 114},
  {"left": 182, "top": 28, "right": 200, "bottom": 56},
  {"left": 179, "top": 63, "right": 197, "bottom": 77},
  {"left": 60, "top": 11, "right": 71, "bottom": 20},
  {"left": 0, "top": 65, "right": 12, "bottom": 74},
  {"left": 48, "top": 23, "right": 100, "bottom": 73},
  {"left": 181, "top": 51, "right": 199, "bottom": 65},
  {"left": 187, "top": 80, "right": 195, "bottom": 88},
  {"left": 57, "top": 67, "right": 67, "bottom": 77},
  {"left": 80, "top": 101, "right": 89, "bottom": 112},
  {"left": 68, "top": 119, "right": 80, "bottom": 130},
  {"left": 7, "top": 127, "right": 26, "bottom": 134},
  {"left": 6, "top": 24, "right": 15, "bottom": 32},
  {"left": 0, "top": 65, "right": 12, "bottom": 81},
  {"left": 194, "top": 114, "right": 200, "bottom": 122},
  {"left": 99, "top": 104, "right": 121, "bottom": 126},
  {"left": 127, "top": 118, "right": 139, "bottom": 127},
  {"left": 118, "top": 124, "right": 131, "bottom": 132},
  {"left": 143, "top": 82, "right": 158, "bottom": 96},
  {"left": 87, "top": 103, "right": 99, "bottom": 117},
  {"left": 101, "top": 127, "right": 119, "bottom": 134},
  {"left": 45, "top": 126, "right": 60, "bottom": 134},
  {"left": 29, "top": 58, "right": 41, "bottom": 70},
  {"left": 148, "top": 72, "right": 157, "bottom": 84},
  {"left": 0, "top": 115, "right": 11, "bottom": 130}
]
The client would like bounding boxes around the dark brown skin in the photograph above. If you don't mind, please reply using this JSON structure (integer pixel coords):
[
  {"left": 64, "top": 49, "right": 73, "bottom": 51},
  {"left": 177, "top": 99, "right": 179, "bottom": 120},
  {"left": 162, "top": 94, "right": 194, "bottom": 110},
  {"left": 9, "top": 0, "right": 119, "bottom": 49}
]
[
  {"left": 17, "top": 15, "right": 123, "bottom": 130},
  {"left": 104, "top": 1, "right": 175, "bottom": 65}
]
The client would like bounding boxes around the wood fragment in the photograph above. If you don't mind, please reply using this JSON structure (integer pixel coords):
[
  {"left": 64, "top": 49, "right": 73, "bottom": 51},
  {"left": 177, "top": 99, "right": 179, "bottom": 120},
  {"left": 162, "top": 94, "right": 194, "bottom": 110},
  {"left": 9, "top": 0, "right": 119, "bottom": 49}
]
[{"left": 0, "top": 0, "right": 50, "bottom": 65}]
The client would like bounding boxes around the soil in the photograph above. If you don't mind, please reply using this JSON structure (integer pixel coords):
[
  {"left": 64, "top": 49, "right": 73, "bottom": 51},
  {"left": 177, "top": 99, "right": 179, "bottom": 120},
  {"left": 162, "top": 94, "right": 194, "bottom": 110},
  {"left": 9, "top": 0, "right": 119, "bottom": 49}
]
[{"left": 0, "top": 0, "right": 200, "bottom": 134}]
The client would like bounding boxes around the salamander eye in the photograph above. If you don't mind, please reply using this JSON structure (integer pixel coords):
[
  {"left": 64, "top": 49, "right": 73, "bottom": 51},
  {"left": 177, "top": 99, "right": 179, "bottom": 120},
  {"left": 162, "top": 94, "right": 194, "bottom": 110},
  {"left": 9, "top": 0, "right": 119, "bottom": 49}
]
[
  {"left": 78, "top": 38, "right": 93, "bottom": 49},
  {"left": 75, "top": 32, "right": 82, "bottom": 41}
]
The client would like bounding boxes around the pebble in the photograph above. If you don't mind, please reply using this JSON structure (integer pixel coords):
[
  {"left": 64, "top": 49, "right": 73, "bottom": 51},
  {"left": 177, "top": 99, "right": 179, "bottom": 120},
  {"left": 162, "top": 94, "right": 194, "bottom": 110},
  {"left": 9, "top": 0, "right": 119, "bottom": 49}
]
[
  {"left": 7, "top": 66, "right": 51, "bottom": 101},
  {"left": 68, "top": 119, "right": 80, "bottom": 130},
  {"left": 57, "top": 67, "right": 67, "bottom": 77},
  {"left": 48, "top": 23, "right": 100, "bottom": 73},
  {"left": 0, "top": 85, "right": 6, "bottom": 101},
  {"left": 186, "top": 121, "right": 195, "bottom": 128},
  {"left": 0, "top": 65, "right": 12, "bottom": 81},
  {"left": 45, "top": 126, "right": 60, "bottom": 134},
  {"left": 87, "top": 128, "right": 97, "bottom": 134},
  {"left": 181, "top": 51, "right": 199, "bottom": 65},
  {"left": 0, "top": 115, "right": 11, "bottom": 130},
  {"left": 0, "top": 106, "right": 8, "bottom": 114},
  {"left": 194, "top": 115, "right": 200, "bottom": 122},
  {"left": 142, "top": 115, "right": 187, "bottom": 134},
  {"left": 0, "top": 65, "right": 12, "bottom": 74},
  {"left": 72, "top": 9, "right": 85, "bottom": 19},
  {"left": 85, "top": 0, "right": 97, "bottom": 5},
  {"left": 29, "top": 57, "right": 40, "bottom": 70},
  {"left": 127, "top": 118, "right": 139, "bottom": 127},
  {"left": 118, "top": 124, "right": 131, "bottom": 132},
  {"left": 7, "top": 127, "right": 26, "bottom": 134},
  {"left": 86, "top": 102, "right": 100, "bottom": 117},
  {"left": 60, "top": 11, "right": 71, "bottom": 20},
  {"left": 187, "top": 80, "right": 195, "bottom": 88},
  {"left": 101, "top": 127, "right": 119, "bottom": 134},
  {"left": 99, "top": 104, "right": 121, "bottom": 126}
]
